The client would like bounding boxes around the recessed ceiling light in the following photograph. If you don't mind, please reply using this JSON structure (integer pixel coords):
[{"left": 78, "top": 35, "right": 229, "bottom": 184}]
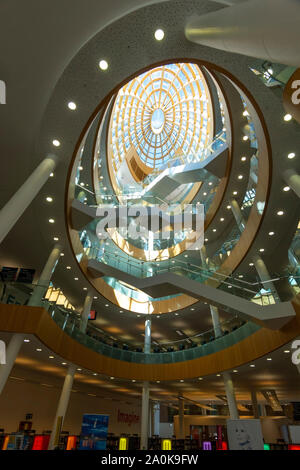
[
  {"left": 105, "top": 304, "right": 109, "bottom": 307},
  {"left": 243, "top": 110, "right": 249, "bottom": 117},
  {"left": 228, "top": 285, "right": 232, "bottom": 289},
  {"left": 93, "top": 373, "right": 97, "bottom": 376},
  {"left": 99, "top": 60, "right": 108, "bottom": 71},
  {"left": 52, "top": 139, "right": 60, "bottom": 147},
  {"left": 208, "top": 182, "right": 213, "bottom": 186},
  {"left": 119, "top": 310, "right": 123, "bottom": 313},
  {"left": 48, "top": 218, "right": 55, "bottom": 224},
  {"left": 233, "top": 370, "right": 238, "bottom": 373},
  {"left": 277, "top": 210, "right": 284, "bottom": 216},
  {"left": 46, "top": 197, "right": 53, "bottom": 202},
  {"left": 288, "top": 152, "right": 295, "bottom": 159},
  {"left": 68, "top": 101, "right": 77, "bottom": 110},
  {"left": 249, "top": 262, "right": 254, "bottom": 266},
  {"left": 79, "top": 166, "right": 83, "bottom": 171},
  {"left": 62, "top": 362, "right": 67, "bottom": 365},
  {"left": 24, "top": 339, "right": 30, "bottom": 343},
  {"left": 238, "top": 175, "right": 243, "bottom": 180},
  {"left": 213, "top": 229, "right": 216, "bottom": 232},
  {"left": 203, "top": 192, "right": 207, "bottom": 196},
  {"left": 216, "top": 374, "right": 221, "bottom": 377},
  {"left": 50, "top": 172, "right": 54, "bottom": 177},
  {"left": 175, "top": 313, "right": 179, "bottom": 316},
  {"left": 241, "top": 156, "right": 247, "bottom": 162},
  {"left": 180, "top": 379, "right": 184, "bottom": 383},
  {"left": 83, "top": 287, "right": 87, "bottom": 291},
  {"left": 49, "top": 356, "right": 54, "bottom": 359},
  {"left": 198, "top": 377, "right": 203, "bottom": 380},
  {"left": 284, "top": 113, "right": 292, "bottom": 122},
  {"left": 233, "top": 191, "right": 238, "bottom": 195},
  {"left": 156, "top": 380, "right": 160, "bottom": 383},
  {"left": 77, "top": 368, "right": 82, "bottom": 371},
  {"left": 284, "top": 350, "right": 290, "bottom": 354},
  {"left": 267, "top": 358, "right": 272, "bottom": 361},
  {"left": 250, "top": 364, "right": 255, "bottom": 367},
  {"left": 259, "top": 248, "right": 265, "bottom": 252},
  {"left": 66, "top": 266, "right": 71, "bottom": 270},
  {"left": 283, "top": 186, "right": 290, "bottom": 192},
  {"left": 220, "top": 218, "right": 224, "bottom": 222},
  {"left": 154, "top": 29, "right": 165, "bottom": 41},
  {"left": 238, "top": 275, "right": 243, "bottom": 278},
  {"left": 110, "top": 376, "right": 115, "bottom": 380},
  {"left": 243, "top": 135, "right": 249, "bottom": 141},
  {"left": 36, "top": 348, "right": 42, "bottom": 352},
  {"left": 74, "top": 277, "right": 78, "bottom": 281},
  {"left": 227, "top": 205, "right": 231, "bottom": 209},
  {"left": 94, "top": 296, "right": 98, "bottom": 300},
  {"left": 53, "top": 237, "right": 59, "bottom": 241},
  {"left": 60, "top": 253, "right": 64, "bottom": 256},
  {"left": 268, "top": 232, "right": 275, "bottom": 236}
]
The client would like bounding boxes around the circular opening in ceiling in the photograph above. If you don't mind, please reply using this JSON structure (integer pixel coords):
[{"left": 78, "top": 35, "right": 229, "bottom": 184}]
[{"left": 151, "top": 108, "right": 165, "bottom": 134}]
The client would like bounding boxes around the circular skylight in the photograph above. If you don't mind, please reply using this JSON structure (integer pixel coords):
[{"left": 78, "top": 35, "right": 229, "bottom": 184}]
[{"left": 109, "top": 62, "right": 212, "bottom": 173}]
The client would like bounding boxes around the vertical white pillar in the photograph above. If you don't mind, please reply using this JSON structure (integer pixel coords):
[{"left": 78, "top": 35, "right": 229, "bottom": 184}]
[
  {"left": 49, "top": 364, "right": 76, "bottom": 449},
  {"left": 140, "top": 381, "right": 150, "bottom": 450},
  {"left": 284, "top": 169, "right": 300, "bottom": 199},
  {"left": 140, "top": 318, "right": 151, "bottom": 449},
  {"left": 210, "top": 305, "right": 222, "bottom": 338},
  {"left": 79, "top": 290, "right": 93, "bottom": 333},
  {"left": 178, "top": 397, "right": 185, "bottom": 439},
  {"left": 223, "top": 371, "right": 239, "bottom": 420},
  {"left": 0, "top": 155, "right": 58, "bottom": 244},
  {"left": 28, "top": 244, "right": 62, "bottom": 307},
  {"left": 153, "top": 402, "right": 160, "bottom": 436},
  {"left": 0, "top": 244, "right": 61, "bottom": 395},
  {"left": 144, "top": 319, "right": 151, "bottom": 354}
]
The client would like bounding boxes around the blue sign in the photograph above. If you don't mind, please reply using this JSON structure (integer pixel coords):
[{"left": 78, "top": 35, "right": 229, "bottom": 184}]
[{"left": 79, "top": 414, "right": 109, "bottom": 450}]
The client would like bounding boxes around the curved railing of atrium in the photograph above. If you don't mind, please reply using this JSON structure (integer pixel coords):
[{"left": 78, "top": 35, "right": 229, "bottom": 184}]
[{"left": 0, "top": 281, "right": 260, "bottom": 365}]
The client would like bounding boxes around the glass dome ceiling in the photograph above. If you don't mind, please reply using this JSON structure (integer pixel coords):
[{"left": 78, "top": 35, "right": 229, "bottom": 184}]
[{"left": 108, "top": 62, "right": 213, "bottom": 181}]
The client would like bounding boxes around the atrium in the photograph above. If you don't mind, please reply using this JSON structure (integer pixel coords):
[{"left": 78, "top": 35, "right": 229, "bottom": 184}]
[{"left": 0, "top": 0, "right": 300, "bottom": 452}]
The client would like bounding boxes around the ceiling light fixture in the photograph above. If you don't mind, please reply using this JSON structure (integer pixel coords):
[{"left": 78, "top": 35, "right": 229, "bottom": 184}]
[
  {"left": 48, "top": 218, "right": 55, "bottom": 224},
  {"left": 52, "top": 139, "right": 60, "bottom": 147},
  {"left": 283, "top": 186, "right": 290, "bottom": 192},
  {"left": 284, "top": 113, "right": 292, "bottom": 122},
  {"left": 68, "top": 101, "right": 77, "bottom": 110},
  {"left": 154, "top": 29, "right": 165, "bottom": 41},
  {"left": 288, "top": 152, "right": 295, "bottom": 159},
  {"left": 99, "top": 60, "right": 108, "bottom": 71},
  {"left": 46, "top": 197, "right": 53, "bottom": 202},
  {"left": 277, "top": 210, "right": 284, "bottom": 216}
]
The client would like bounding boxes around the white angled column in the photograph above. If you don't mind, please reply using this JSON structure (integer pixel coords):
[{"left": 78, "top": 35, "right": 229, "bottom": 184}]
[
  {"left": 284, "top": 169, "right": 300, "bottom": 199},
  {"left": 49, "top": 364, "right": 76, "bottom": 450},
  {"left": 210, "top": 305, "right": 222, "bottom": 338},
  {"left": 28, "top": 243, "right": 62, "bottom": 307},
  {"left": 140, "top": 318, "right": 151, "bottom": 450},
  {"left": 0, "top": 334, "right": 26, "bottom": 395},
  {"left": 230, "top": 199, "right": 245, "bottom": 232},
  {"left": 223, "top": 371, "right": 239, "bottom": 420},
  {"left": 0, "top": 155, "right": 58, "bottom": 244},
  {"left": 79, "top": 290, "right": 93, "bottom": 333},
  {"left": 253, "top": 255, "right": 278, "bottom": 299},
  {"left": 185, "top": 0, "right": 300, "bottom": 67},
  {"left": 0, "top": 243, "right": 62, "bottom": 395}
]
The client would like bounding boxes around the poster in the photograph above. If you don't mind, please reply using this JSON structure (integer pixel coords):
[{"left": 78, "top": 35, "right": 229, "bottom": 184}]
[
  {"left": 79, "top": 414, "right": 109, "bottom": 450},
  {"left": 227, "top": 419, "right": 264, "bottom": 450}
]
